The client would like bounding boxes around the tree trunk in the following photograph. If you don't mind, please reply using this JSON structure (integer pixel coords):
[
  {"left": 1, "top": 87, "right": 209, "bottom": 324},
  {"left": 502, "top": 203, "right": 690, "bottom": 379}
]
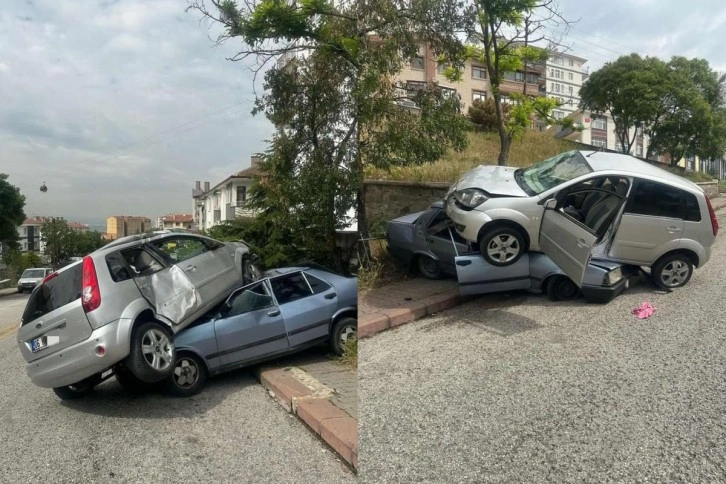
[{"left": 494, "top": 93, "right": 511, "bottom": 165}]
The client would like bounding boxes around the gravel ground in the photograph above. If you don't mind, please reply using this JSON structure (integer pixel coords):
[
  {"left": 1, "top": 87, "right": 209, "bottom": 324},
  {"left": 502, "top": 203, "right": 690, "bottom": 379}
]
[
  {"left": 0, "top": 335, "right": 354, "bottom": 483},
  {"left": 360, "top": 209, "right": 726, "bottom": 483}
]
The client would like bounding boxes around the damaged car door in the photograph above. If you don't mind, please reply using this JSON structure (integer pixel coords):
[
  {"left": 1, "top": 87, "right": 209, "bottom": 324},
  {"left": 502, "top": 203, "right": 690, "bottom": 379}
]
[
  {"left": 122, "top": 246, "right": 203, "bottom": 325},
  {"left": 538, "top": 182, "right": 628, "bottom": 286}
]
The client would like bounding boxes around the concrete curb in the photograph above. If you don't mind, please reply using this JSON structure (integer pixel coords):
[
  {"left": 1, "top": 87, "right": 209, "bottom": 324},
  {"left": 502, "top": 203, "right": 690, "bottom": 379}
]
[
  {"left": 255, "top": 366, "right": 358, "bottom": 471},
  {"left": 360, "top": 288, "right": 461, "bottom": 339}
]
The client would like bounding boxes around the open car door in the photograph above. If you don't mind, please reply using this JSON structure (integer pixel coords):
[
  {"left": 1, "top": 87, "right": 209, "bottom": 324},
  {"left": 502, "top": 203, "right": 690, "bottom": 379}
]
[{"left": 538, "top": 183, "right": 628, "bottom": 287}]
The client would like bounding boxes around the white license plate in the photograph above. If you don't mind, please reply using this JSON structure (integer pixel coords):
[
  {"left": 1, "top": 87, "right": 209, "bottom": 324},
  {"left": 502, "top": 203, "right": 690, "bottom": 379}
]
[{"left": 31, "top": 336, "right": 47, "bottom": 353}]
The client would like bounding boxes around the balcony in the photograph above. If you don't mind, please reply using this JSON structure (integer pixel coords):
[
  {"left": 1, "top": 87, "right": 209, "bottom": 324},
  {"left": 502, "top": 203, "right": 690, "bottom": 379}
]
[{"left": 499, "top": 80, "right": 542, "bottom": 97}]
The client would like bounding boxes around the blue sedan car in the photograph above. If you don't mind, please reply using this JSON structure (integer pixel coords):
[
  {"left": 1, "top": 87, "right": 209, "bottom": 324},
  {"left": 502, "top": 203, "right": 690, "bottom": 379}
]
[{"left": 163, "top": 266, "right": 358, "bottom": 397}]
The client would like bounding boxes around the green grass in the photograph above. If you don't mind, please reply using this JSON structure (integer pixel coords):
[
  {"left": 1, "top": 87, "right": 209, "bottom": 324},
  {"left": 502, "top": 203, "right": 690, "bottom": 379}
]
[
  {"left": 365, "top": 130, "right": 716, "bottom": 185},
  {"left": 365, "top": 131, "right": 577, "bottom": 183},
  {"left": 338, "top": 338, "right": 358, "bottom": 370}
]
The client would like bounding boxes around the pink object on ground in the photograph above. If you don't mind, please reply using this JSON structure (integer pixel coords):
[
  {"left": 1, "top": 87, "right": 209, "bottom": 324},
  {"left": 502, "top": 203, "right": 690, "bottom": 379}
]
[{"left": 632, "top": 302, "right": 656, "bottom": 319}]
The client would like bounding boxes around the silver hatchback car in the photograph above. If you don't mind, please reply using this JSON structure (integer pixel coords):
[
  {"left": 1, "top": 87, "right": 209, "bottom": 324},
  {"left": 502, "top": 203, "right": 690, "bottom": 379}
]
[
  {"left": 17, "top": 231, "right": 261, "bottom": 400},
  {"left": 445, "top": 150, "right": 719, "bottom": 290}
]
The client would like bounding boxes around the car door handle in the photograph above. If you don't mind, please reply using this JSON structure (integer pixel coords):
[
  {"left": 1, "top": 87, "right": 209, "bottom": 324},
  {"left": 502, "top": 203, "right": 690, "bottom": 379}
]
[
  {"left": 667, "top": 226, "right": 682, "bottom": 233},
  {"left": 267, "top": 310, "right": 280, "bottom": 317},
  {"left": 456, "top": 260, "right": 472, "bottom": 266},
  {"left": 324, "top": 293, "right": 337, "bottom": 299},
  {"left": 576, "top": 239, "right": 591, "bottom": 249},
  {"left": 185, "top": 265, "right": 197, "bottom": 272}
]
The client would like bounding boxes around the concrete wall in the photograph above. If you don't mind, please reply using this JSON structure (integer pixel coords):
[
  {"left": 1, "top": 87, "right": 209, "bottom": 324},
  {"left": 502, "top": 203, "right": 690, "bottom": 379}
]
[
  {"left": 697, "top": 180, "right": 719, "bottom": 199},
  {"left": 364, "top": 180, "right": 450, "bottom": 231}
]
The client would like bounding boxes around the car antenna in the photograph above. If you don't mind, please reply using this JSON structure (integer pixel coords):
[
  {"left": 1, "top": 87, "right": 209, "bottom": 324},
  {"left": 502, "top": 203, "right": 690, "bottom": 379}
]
[{"left": 586, "top": 145, "right": 604, "bottom": 157}]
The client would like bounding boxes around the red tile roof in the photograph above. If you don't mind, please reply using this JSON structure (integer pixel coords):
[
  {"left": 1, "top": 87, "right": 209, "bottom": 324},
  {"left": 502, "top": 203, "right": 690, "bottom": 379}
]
[{"left": 162, "top": 213, "right": 193, "bottom": 223}]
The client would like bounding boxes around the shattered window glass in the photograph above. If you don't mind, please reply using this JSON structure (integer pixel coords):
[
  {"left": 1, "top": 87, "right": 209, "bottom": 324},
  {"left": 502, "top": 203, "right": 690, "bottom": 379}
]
[
  {"left": 152, "top": 237, "right": 208, "bottom": 264},
  {"left": 227, "top": 282, "right": 274, "bottom": 317}
]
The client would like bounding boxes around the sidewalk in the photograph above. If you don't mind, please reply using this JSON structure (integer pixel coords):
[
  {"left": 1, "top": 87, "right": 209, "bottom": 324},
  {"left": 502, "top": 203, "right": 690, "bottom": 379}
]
[
  {"left": 253, "top": 352, "right": 358, "bottom": 471},
  {"left": 360, "top": 195, "right": 726, "bottom": 340},
  {"left": 0, "top": 287, "right": 17, "bottom": 297}
]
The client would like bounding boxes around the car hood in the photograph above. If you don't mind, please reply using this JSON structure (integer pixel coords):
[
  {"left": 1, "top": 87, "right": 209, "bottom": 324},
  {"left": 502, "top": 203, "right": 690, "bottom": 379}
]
[
  {"left": 389, "top": 211, "right": 424, "bottom": 225},
  {"left": 453, "top": 165, "right": 528, "bottom": 197},
  {"left": 18, "top": 277, "right": 42, "bottom": 284}
]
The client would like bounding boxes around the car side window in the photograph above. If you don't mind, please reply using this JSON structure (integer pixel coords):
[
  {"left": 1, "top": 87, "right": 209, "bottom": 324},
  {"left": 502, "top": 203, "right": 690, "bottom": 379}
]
[
  {"left": 227, "top": 282, "right": 274, "bottom": 317},
  {"left": 625, "top": 180, "right": 683, "bottom": 219},
  {"left": 304, "top": 274, "right": 332, "bottom": 295},
  {"left": 106, "top": 251, "right": 132, "bottom": 282},
  {"left": 152, "top": 237, "right": 208, "bottom": 264},
  {"left": 122, "top": 248, "right": 165, "bottom": 277},
  {"left": 270, "top": 273, "right": 314, "bottom": 305},
  {"left": 683, "top": 192, "right": 701, "bottom": 222}
]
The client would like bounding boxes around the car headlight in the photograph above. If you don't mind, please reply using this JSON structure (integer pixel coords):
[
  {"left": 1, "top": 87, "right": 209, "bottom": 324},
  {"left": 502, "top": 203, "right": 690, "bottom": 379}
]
[
  {"left": 605, "top": 267, "right": 623, "bottom": 286},
  {"left": 454, "top": 188, "right": 489, "bottom": 209}
]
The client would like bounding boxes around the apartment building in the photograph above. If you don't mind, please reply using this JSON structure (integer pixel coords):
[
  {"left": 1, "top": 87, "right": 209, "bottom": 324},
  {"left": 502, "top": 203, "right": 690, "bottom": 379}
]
[
  {"left": 106, "top": 216, "right": 152, "bottom": 240},
  {"left": 192, "top": 155, "right": 262, "bottom": 231},
  {"left": 545, "top": 52, "right": 589, "bottom": 122},
  {"left": 10, "top": 217, "right": 91, "bottom": 253}
]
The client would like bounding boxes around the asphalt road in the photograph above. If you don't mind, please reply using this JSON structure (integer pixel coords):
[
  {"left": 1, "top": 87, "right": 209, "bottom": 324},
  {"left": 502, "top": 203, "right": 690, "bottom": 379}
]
[
  {"left": 0, "top": 298, "right": 354, "bottom": 483},
  {"left": 360, "top": 207, "right": 726, "bottom": 483}
]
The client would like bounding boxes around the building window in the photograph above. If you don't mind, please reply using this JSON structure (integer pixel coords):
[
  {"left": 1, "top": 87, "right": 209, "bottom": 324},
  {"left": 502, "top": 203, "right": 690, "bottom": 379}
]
[
  {"left": 568, "top": 72, "right": 573, "bottom": 81},
  {"left": 551, "top": 56, "right": 564, "bottom": 65},
  {"left": 592, "top": 138, "right": 607, "bottom": 148},
  {"left": 472, "top": 65, "right": 487, "bottom": 80},
  {"left": 411, "top": 55, "right": 425, "bottom": 70},
  {"left": 592, "top": 117, "right": 607, "bottom": 130},
  {"left": 568, "top": 86, "right": 573, "bottom": 95},
  {"left": 550, "top": 82, "right": 555, "bottom": 91},
  {"left": 569, "top": 59, "right": 574, "bottom": 67},
  {"left": 553, "top": 110, "right": 564, "bottom": 120},
  {"left": 406, "top": 80, "right": 427, "bottom": 93},
  {"left": 555, "top": 84, "right": 561, "bottom": 93},
  {"left": 636, "top": 144, "right": 643, "bottom": 156},
  {"left": 236, "top": 185, "right": 247, "bottom": 204},
  {"left": 472, "top": 90, "right": 487, "bottom": 103}
]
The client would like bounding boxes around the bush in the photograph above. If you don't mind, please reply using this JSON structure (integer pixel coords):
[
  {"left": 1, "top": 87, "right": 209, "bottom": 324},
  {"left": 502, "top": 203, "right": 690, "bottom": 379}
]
[{"left": 468, "top": 98, "right": 511, "bottom": 131}]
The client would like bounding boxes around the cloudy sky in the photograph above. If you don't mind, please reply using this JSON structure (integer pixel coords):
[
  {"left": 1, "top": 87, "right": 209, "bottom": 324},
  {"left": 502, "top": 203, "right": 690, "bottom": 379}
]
[{"left": 1, "top": 1, "right": 725, "bottom": 230}]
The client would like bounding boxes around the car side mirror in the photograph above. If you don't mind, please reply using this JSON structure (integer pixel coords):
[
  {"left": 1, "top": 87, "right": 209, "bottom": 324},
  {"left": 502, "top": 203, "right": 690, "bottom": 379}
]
[
  {"left": 220, "top": 300, "right": 232, "bottom": 316},
  {"left": 544, "top": 198, "right": 557, "bottom": 210}
]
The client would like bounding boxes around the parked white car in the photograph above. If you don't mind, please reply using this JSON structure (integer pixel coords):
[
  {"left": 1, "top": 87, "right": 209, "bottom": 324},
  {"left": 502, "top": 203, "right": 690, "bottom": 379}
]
[
  {"left": 17, "top": 268, "right": 53, "bottom": 293},
  {"left": 445, "top": 150, "right": 719, "bottom": 290}
]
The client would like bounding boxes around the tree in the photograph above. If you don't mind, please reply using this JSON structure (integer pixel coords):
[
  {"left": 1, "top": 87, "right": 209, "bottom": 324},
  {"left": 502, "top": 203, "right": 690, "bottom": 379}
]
[
  {"left": 188, "top": 0, "right": 471, "bottom": 253},
  {"left": 0, "top": 173, "right": 26, "bottom": 255},
  {"left": 41, "top": 218, "right": 75, "bottom": 269},
  {"left": 580, "top": 54, "right": 668, "bottom": 155},
  {"left": 461, "top": 0, "right": 574, "bottom": 165}
]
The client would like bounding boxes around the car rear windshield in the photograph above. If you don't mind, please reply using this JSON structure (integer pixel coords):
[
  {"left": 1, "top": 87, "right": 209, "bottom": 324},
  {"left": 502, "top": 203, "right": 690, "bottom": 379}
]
[
  {"left": 21, "top": 265, "right": 82, "bottom": 326},
  {"left": 21, "top": 269, "right": 47, "bottom": 279}
]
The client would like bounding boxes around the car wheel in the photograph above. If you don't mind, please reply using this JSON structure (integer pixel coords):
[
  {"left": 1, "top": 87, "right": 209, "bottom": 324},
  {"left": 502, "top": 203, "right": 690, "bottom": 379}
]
[
  {"left": 165, "top": 353, "right": 207, "bottom": 398},
  {"left": 651, "top": 253, "right": 693, "bottom": 290},
  {"left": 330, "top": 317, "right": 357, "bottom": 356},
  {"left": 479, "top": 226, "right": 526, "bottom": 267},
  {"left": 128, "top": 321, "right": 175, "bottom": 383},
  {"left": 17, "top": 288, "right": 23, "bottom": 294},
  {"left": 417, "top": 255, "right": 442, "bottom": 279},
  {"left": 52, "top": 373, "right": 103, "bottom": 400},
  {"left": 115, "top": 366, "right": 159, "bottom": 395},
  {"left": 546, "top": 275, "right": 579, "bottom": 301},
  {"left": 242, "top": 255, "right": 263, "bottom": 285}
]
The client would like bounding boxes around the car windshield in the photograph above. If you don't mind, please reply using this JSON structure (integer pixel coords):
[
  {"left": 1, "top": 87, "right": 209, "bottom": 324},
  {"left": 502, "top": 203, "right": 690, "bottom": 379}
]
[
  {"left": 22, "top": 269, "right": 46, "bottom": 278},
  {"left": 515, "top": 151, "right": 592, "bottom": 195}
]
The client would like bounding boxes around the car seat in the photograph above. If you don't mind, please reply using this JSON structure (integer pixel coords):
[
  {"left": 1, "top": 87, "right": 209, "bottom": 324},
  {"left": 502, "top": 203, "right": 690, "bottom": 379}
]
[
  {"left": 584, "top": 180, "right": 629, "bottom": 235},
  {"left": 133, "top": 251, "right": 164, "bottom": 277}
]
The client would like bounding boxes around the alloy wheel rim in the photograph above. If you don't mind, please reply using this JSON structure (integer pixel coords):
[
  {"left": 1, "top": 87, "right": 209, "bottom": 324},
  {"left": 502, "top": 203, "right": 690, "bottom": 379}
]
[
  {"left": 173, "top": 358, "right": 199, "bottom": 388},
  {"left": 141, "top": 329, "right": 173, "bottom": 371},
  {"left": 487, "top": 235, "right": 520, "bottom": 263},
  {"left": 661, "top": 260, "right": 690, "bottom": 287}
]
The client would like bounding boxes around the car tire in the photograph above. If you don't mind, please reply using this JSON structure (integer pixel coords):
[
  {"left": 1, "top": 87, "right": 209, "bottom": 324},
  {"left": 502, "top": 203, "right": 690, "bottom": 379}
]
[
  {"left": 330, "top": 317, "right": 357, "bottom": 356},
  {"left": 115, "top": 366, "right": 159, "bottom": 395},
  {"left": 164, "top": 353, "right": 207, "bottom": 398},
  {"left": 52, "top": 373, "right": 103, "bottom": 400},
  {"left": 546, "top": 275, "right": 579, "bottom": 301},
  {"left": 128, "top": 321, "right": 175, "bottom": 383},
  {"left": 417, "top": 255, "right": 442, "bottom": 280},
  {"left": 242, "top": 255, "right": 263, "bottom": 285},
  {"left": 651, "top": 253, "right": 693, "bottom": 290},
  {"left": 17, "top": 288, "right": 23, "bottom": 294},
  {"left": 479, "top": 226, "right": 526, "bottom": 267}
]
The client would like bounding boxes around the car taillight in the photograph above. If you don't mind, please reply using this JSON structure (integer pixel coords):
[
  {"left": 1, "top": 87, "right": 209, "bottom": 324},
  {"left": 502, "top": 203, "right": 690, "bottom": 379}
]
[
  {"left": 706, "top": 196, "right": 719, "bottom": 236},
  {"left": 81, "top": 256, "right": 101, "bottom": 313},
  {"left": 42, "top": 272, "right": 58, "bottom": 284}
]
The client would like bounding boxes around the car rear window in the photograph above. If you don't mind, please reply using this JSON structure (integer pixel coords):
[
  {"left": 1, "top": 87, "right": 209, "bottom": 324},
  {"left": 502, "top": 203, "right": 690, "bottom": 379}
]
[
  {"left": 21, "top": 265, "right": 82, "bottom": 326},
  {"left": 304, "top": 274, "right": 332, "bottom": 294}
]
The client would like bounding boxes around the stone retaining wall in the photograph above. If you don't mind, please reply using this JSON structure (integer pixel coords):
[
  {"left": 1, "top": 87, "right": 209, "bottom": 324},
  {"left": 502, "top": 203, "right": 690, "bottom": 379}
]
[{"left": 364, "top": 180, "right": 449, "bottom": 232}]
